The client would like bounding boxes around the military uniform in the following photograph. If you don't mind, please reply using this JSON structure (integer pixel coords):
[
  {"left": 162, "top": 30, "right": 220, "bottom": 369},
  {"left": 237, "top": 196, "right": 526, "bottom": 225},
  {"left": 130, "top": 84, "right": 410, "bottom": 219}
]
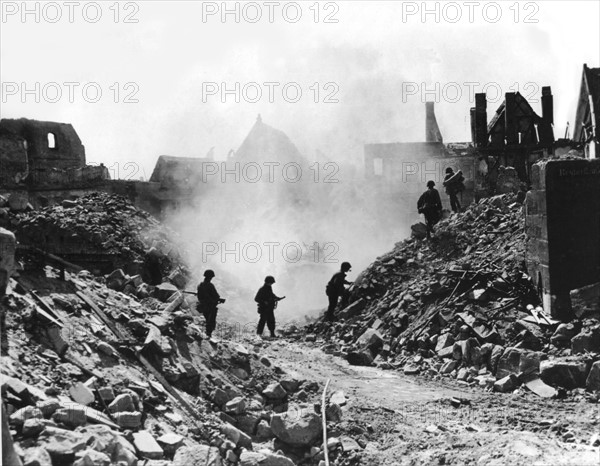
[
  {"left": 444, "top": 171, "right": 463, "bottom": 213},
  {"left": 197, "top": 280, "right": 221, "bottom": 338},
  {"left": 255, "top": 283, "right": 281, "bottom": 337},
  {"left": 326, "top": 271, "right": 351, "bottom": 320},
  {"left": 417, "top": 187, "right": 442, "bottom": 238}
]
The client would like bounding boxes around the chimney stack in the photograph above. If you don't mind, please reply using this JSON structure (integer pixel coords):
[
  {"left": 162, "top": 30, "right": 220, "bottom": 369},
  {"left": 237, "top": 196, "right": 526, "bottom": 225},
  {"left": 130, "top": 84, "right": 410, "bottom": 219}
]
[
  {"left": 541, "top": 86, "right": 553, "bottom": 126},
  {"left": 425, "top": 102, "right": 443, "bottom": 143},
  {"left": 472, "top": 93, "right": 488, "bottom": 147}
]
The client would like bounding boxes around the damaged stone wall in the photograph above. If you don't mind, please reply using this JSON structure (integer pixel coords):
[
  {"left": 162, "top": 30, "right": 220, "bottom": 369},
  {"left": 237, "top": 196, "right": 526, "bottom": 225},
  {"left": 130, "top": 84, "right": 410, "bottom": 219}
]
[
  {"left": 0, "top": 127, "right": 28, "bottom": 189},
  {"left": 0, "top": 118, "right": 85, "bottom": 172},
  {"left": 526, "top": 157, "right": 600, "bottom": 319},
  {"left": 0, "top": 227, "right": 16, "bottom": 296}
]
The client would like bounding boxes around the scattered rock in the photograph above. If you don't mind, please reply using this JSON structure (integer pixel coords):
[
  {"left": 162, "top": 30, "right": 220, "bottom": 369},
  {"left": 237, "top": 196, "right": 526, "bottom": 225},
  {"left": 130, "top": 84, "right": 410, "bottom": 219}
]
[
  {"left": 270, "top": 410, "right": 322, "bottom": 447},
  {"left": 173, "top": 445, "right": 222, "bottom": 466},
  {"left": 494, "top": 374, "right": 519, "bottom": 392},
  {"left": 262, "top": 383, "right": 287, "bottom": 400},
  {"left": 540, "top": 360, "right": 588, "bottom": 389},
  {"left": 239, "top": 449, "right": 294, "bottom": 466},
  {"left": 132, "top": 430, "right": 163, "bottom": 459}
]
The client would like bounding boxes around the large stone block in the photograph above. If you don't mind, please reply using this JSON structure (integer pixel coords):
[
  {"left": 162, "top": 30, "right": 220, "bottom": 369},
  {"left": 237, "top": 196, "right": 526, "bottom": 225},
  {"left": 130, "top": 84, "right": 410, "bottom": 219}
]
[
  {"left": 572, "top": 328, "right": 600, "bottom": 354},
  {"left": 270, "top": 410, "right": 322, "bottom": 447},
  {"left": 173, "top": 445, "right": 221, "bottom": 466},
  {"left": 540, "top": 360, "right": 589, "bottom": 389}
]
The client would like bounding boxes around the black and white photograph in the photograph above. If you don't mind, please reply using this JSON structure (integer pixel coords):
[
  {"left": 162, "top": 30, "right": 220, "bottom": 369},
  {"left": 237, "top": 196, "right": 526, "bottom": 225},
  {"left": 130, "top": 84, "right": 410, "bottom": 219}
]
[{"left": 1, "top": 1, "right": 599, "bottom": 465}]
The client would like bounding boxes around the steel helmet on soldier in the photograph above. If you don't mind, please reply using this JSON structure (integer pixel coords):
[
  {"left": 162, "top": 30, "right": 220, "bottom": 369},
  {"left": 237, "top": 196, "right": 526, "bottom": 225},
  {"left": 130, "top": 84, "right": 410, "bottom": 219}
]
[
  {"left": 265, "top": 276, "right": 276, "bottom": 284},
  {"left": 427, "top": 180, "right": 435, "bottom": 188},
  {"left": 341, "top": 262, "right": 352, "bottom": 272},
  {"left": 204, "top": 269, "right": 215, "bottom": 278}
]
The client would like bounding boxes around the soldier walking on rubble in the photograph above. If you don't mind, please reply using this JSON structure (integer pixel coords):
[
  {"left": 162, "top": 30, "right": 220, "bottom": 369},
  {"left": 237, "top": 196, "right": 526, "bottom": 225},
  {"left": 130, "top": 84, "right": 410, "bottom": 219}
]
[
  {"left": 326, "top": 262, "right": 353, "bottom": 321},
  {"left": 255, "top": 276, "right": 285, "bottom": 338},
  {"left": 417, "top": 180, "right": 443, "bottom": 239},
  {"left": 197, "top": 270, "right": 225, "bottom": 339},
  {"left": 443, "top": 167, "right": 464, "bottom": 213}
]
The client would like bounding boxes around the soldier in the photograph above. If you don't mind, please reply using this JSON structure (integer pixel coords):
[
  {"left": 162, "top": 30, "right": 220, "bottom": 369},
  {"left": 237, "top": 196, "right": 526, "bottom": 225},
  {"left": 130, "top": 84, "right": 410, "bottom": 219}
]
[
  {"left": 326, "top": 262, "right": 353, "bottom": 321},
  {"left": 417, "top": 180, "right": 443, "bottom": 239},
  {"left": 255, "top": 276, "right": 285, "bottom": 338},
  {"left": 443, "top": 167, "right": 464, "bottom": 213},
  {"left": 196, "top": 269, "right": 225, "bottom": 339}
]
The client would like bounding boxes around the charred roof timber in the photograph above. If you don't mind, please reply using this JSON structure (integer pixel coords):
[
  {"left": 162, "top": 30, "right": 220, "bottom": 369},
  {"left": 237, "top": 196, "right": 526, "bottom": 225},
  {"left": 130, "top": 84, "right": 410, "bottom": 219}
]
[{"left": 470, "top": 88, "right": 554, "bottom": 149}]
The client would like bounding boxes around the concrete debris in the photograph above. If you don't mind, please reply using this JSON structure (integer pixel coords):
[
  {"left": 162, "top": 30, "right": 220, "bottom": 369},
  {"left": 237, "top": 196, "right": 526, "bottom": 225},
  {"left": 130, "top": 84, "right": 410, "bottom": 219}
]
[
  {"left": 172, "top": 445, "right": 222, "bottom": 466},
  {"left": 540, "top": 360, "right": 589, "bottom": 389},
  {"left": 1, "top": 164, "right": 598, "bottom": 466},
  {"left": 300, "top": 192, "right": 599, "bottom": 397},
  {"left": 1, "top": 200, "right": 310, "bottom": 466},
  {"left": 239, "top": 449, "right": 295, "bottom": 466},
  {"left": 132, "top": 430, "right": 164, "bottom": 459},
  {"left": 262, "top": 383, "right": 287, "bottom": 400},
  {"left": 270, "top": 410, "right": 322, "bottom": 447}
]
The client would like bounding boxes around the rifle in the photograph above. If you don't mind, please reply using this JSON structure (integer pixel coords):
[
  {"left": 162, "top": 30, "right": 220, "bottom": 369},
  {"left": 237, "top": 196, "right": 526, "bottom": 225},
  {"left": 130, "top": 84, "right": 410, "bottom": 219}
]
[{"left": 181, "top": 291, "right": 226, "bottom": 304}]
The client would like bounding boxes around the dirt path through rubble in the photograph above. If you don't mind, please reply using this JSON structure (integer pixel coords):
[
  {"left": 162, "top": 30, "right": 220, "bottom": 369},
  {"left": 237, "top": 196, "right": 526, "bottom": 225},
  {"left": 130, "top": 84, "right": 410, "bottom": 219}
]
[
  {"left": 250, "top": 338, "right": 600, "bottom": 465},
  {"left": 259, "top": 339, "right": 471, "bottom": 408}
]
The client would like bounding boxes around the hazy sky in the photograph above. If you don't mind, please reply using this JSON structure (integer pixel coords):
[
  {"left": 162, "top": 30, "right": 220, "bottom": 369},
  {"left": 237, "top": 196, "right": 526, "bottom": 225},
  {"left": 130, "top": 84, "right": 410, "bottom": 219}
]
[{"left": 2, "top": 1, "right": 599, "bottom": 179}]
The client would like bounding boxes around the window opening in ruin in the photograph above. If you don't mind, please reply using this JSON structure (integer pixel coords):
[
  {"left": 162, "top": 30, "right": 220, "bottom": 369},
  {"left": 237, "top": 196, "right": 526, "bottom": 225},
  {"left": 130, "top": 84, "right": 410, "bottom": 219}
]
[
  {"left": 374, "top": 158, "right": 383, "bottom": 176},
  {"left": 47, "top": 133, "right": 56, "bottom": 149}
]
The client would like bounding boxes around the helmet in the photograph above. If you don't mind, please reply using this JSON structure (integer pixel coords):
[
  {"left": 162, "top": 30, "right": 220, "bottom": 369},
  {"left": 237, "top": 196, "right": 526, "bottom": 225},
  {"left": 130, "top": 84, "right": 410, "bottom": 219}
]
[
  {"left": 341, "top": 262, "right": 352, "bottom": 272},
  {"left": 427, "top": 180, "right": 435, "bottom": 188},
  {"left": 265, "top": 276, "right": 276, "bottom": 284},
  {"left": 445, "top": 167, "right": 454, "bottom": 174},
  {"left": 204, "top": 269, "right": 215, "bottom": 278}
]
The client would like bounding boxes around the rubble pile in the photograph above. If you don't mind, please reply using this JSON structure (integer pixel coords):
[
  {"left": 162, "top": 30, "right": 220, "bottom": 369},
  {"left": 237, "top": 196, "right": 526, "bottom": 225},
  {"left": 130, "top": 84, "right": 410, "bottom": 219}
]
[
  {"left": 303, "top": 194, "right": 600, "bottom": 396},
  {"left": 5, "top": 192, "right": 188, "bottom": 282},
  {"left": 1, "top": 257, "right": 336, "bottom": 465}
]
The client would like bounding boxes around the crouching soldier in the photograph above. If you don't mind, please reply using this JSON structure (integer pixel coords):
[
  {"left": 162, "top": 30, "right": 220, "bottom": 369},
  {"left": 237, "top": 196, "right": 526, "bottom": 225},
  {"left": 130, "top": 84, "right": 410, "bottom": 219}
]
[
  {"left": 255, "top": 276, "right": 285, "bottom": 338},
  {"left": 197, "top": 270, "right": 225, "bottom": 339},
  {"left": 326, "top": 262, "right": 353, "bottom": 321}
]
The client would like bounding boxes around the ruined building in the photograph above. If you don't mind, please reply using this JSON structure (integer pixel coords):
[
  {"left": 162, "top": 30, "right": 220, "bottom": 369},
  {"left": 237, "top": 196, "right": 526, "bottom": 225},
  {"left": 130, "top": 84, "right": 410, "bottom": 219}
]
[
  {"left": 364, "top": 102, "right": 477, "bottom": 204},
  {"left": 0, "top": 118, "right": 109, "bottom": 204},
  {"left": 470, "top": 87, "right": 555, "bottom": 189},
  {"left": 573, "top": 63, "right": 600, "bottom": 159},
  {"left": 0, "top": 118, "right": 86, "bottom": 185}
]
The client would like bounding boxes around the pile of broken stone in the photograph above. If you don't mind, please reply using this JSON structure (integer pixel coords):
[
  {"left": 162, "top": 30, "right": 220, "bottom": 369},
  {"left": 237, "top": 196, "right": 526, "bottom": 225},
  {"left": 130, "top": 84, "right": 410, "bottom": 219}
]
[
  {"left": 5, "top": 192, "right": 186, "bottom": 282},
  {"left": 301, "top": 193, "right": 600, "bottom": 399},
  {"left": 1, "top": 259, "right": 356, "bottom": 466}
]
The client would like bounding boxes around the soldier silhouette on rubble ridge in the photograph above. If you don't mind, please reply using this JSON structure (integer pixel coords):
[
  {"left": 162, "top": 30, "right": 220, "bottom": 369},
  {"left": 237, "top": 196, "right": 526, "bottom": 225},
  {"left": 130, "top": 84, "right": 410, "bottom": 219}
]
[
  {"left": 417, "top": 180, "right": 443, "bottom": 240},
  {"left": 326, "top": 262, "right": 353, "bottom": 321},
  {"left": 255, "top": 275, "right": 285, "bottom": 339},
  {"left": 196, "top": 269, "right": 225, "bottom": 340},
  {"left": 443, "top": 167, "right": 465, "bottom": 213}
]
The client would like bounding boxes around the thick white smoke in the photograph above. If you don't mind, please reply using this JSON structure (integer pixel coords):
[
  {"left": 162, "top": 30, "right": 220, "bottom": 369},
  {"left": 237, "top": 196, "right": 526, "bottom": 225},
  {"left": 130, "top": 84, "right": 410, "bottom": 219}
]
[{"left": 165, "top": 119, "right": 417, "bottom": 324}]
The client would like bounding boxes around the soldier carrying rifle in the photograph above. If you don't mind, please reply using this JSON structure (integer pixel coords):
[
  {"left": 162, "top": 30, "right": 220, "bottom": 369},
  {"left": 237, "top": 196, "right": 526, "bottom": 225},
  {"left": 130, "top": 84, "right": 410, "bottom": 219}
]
[
  {"left": 196, "top": 269, "right": 225, "bottom": 339},
  {"left": 255, "top": 276, "right": 285, "bottom": 338}
]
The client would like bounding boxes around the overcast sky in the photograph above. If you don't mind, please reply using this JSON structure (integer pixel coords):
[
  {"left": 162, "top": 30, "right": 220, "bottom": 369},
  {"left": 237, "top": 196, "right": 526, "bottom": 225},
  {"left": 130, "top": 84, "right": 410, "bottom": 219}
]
[{"left": 1, "top": 1, "right": 599, "bottom": 179}]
